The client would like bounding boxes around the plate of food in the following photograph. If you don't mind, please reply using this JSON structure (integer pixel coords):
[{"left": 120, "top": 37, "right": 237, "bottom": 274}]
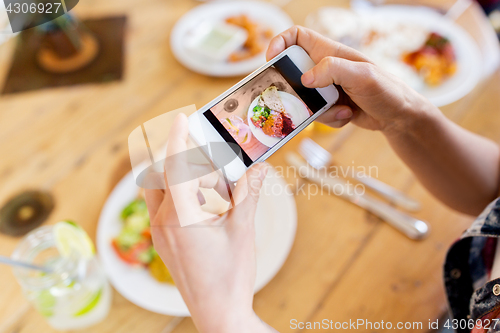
[
  {"left": 247, "top": 86, "right": 311, "bottom": 147},
  {"left": 170, "top": 1, "right": 293, "bottom": 77},
  {"left": 96, "top": 165, "right": 297, "bottom": 316},
  {"left": 306, "top": 5, "right": 482, "bottom": 106}
]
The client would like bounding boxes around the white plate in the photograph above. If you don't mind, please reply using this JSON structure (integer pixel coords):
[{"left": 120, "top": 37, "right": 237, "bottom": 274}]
[
  {"left": 170, "top": 1, "right": 293, "bottom": 77},
  {"left": 96, "top": 167, "right": 297, "bottom": 316},
  {"left": 307, "top": 5, "right": 482, "bottom": 107},
  {"left": 365, "top": 6, "right": 482, "bottom": 107},
  {"left": 247, "top": 91, "right": 310, "bottom": 147}
]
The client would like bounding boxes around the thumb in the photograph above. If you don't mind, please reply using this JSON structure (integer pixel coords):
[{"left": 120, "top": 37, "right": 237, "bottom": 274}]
[{"left": 227, "top": 163, "right": 269, "bottom": 225}]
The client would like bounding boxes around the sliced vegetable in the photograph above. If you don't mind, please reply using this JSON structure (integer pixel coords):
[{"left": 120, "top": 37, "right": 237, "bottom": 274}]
[
  {"left": 138, "top": 246, "right": 156, "bottom": 265},
  {"left": 112, "top": 239, "right": 151, "bottom": 265},
  {"left": 115, "top": 227, "right": 142, "bottom": 249},
  {"left": 113, "top": 197, "right": 175, "bottom": 285},
  {"left": 126, "top": 214, "right": 150, "bottom": 234},
  {"left": 252, "top": 105, "right": 273, "bottom": 128},
  {"left": 149, "top": 255, "right": 174, "bottom": 284},
  {"left": 120, "top": 199, "right": 148, "bottom": 220},
  {"left": 141, "top": 228, "right": 152, "bottom": 239}
]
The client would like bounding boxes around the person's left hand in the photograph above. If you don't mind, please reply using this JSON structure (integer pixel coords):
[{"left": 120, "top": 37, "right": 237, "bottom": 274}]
[{"left": 145, "top": 113, "right": 274, "bottom": 333}]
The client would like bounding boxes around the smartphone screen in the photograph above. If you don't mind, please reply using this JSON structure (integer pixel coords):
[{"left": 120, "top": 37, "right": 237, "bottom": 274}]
[{"left": 203, "top": 55, "right": 327, "bottom": 167}]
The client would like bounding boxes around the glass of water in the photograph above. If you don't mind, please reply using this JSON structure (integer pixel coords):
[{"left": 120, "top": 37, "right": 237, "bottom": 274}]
[{"left": 11, "top": 225, "right": 111, "bottom": 330}]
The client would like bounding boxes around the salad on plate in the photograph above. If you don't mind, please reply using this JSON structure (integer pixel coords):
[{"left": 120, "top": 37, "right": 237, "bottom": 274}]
[
  {"left": 250, "top": 86, "right": 295, "bottom": 138},
  {"left": 111, "top": 198, "right": 174, "bottom": 284}
]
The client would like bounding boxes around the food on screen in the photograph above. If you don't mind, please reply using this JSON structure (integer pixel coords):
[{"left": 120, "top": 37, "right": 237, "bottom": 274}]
[
  {"left": 251, "top": 86, "right": 295, "bottom": 138},
  {"left": 206, "top": 59, "right": 321, "bottom": 162}
]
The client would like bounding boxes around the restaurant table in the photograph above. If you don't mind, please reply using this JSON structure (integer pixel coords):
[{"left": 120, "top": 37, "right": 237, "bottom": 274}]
[{"left": 0, "top": 0, "right": 499, "bottom": 332}]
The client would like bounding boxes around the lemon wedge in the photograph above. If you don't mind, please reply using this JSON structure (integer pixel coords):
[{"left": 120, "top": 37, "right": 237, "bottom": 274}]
[{"left": 53, "top": 221, "right": 95, "bottom": 259}]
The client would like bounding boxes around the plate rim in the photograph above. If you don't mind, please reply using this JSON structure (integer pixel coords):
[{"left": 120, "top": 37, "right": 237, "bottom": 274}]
[
  {"left": 362, "top": 6, "right": 482, "bottom": 107},
  {"left": 170, "top": 0, "right": 294, "bottom": 77},
  {"left": 96, "top": 165, "right": 297, "bottom": 316}
]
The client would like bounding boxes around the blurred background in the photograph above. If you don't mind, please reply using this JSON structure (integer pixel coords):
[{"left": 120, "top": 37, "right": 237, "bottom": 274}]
[{"left": 0, "top": 0, "right": 500, "bottom": 332}]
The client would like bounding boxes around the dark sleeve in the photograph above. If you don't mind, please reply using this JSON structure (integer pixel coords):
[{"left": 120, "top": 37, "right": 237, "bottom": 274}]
[{"left": 444, "top": 237, "right": 474, "bottom": 333}]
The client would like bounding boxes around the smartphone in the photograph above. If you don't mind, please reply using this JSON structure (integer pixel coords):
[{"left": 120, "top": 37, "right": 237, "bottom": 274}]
[{"left": 188, "top": 45, "right": 339, "bottom": 182}]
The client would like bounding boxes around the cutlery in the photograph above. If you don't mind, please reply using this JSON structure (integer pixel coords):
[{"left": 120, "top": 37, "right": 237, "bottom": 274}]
[
  {"left": 299, "top": 138, "right": 421, "bottom": 212},
  {"left": 0, "top": 255, "right": 53, "bottom": 273},
  {"left": 286, "top": 152, "right": 429, "bottom": 240}
]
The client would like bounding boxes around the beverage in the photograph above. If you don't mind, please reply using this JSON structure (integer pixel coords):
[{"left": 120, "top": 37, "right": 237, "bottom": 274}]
[{"left": 11, "top": 223, "right": 111, "bottom": 330}]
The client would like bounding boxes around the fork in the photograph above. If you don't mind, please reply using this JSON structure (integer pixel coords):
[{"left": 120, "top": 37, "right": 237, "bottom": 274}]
[
  {"left": 299, "top": 138, "right": 421, "bottom": 212},
  {"left": 288, "top": 141, "right": 429, "bottom": 240}
]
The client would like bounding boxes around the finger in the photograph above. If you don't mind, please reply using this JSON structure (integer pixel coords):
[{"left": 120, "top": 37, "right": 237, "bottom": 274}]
[
  {"left": 266, "top": 25, "right": 370, "bottom": 63},
  {"left": 182, "top": 154, "right": 231, "bottom": 200},
  {"left": 144, "top": 188, "right": 164, "bottom": 221},
  {"left": 227, "top": 163, "right": 268, "bottom": 230},
  {"left": 315, "top": 104, "right": 353, "bottom": 127},
  {"left": 165, "top": 114, "right": 215, "bottom": 226},
  {"left": 196, "top": 170, "right": 231, "bottom": 201},
  {"left": 166, "top": 113, "right": 190, "bottom": 159},
  {"left": 165, "top": 113, "right": 199, "bottom": 206},
  {"left": 301, "top": 56, "right": 374, "bottom": 91},
  {"left": 318, "top": 118, "right": 352, "bottom": 129},
  {"left": 212, "top": 176, "right": 232, "bottom": 202},
  {"left": 163, "top": 113, "right": 189, "bottom": 208}
]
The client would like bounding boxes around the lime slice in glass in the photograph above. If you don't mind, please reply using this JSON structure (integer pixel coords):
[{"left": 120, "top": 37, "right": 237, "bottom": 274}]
[
  {"left": 53, "top": 221, "right": 95, "bottom": 259},
  {"left": 36, "top": 289, "right": 56, "bottom": 317},
  {"left": 74, "top": 288, "right": 102, "bottom": 317}
]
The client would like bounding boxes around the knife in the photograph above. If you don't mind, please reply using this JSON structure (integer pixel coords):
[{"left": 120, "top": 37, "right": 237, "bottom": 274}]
[{"left": 285, "top": 152, "right": 430, "bottom": 240}]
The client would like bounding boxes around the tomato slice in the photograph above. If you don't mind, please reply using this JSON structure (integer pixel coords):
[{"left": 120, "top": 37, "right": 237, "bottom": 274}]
[
  {"left": 141, "top": 228, "right": 151, "bottom": 239},
  {"left": 112, "top": 239, "right": 150, "bottom": 265}
]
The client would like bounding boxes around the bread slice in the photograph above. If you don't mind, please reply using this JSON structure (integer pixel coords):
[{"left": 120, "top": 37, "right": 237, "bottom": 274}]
[{"left": 259, "top": 86, "right": 286, "bottom": 114}]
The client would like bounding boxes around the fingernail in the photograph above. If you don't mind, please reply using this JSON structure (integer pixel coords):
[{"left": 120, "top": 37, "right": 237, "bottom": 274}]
[
  {"left": 302, "top": 71, "right": 314, "bottom": 85},
  {"left": 335, "top": 108, "right": 353, "bottom": 120}
]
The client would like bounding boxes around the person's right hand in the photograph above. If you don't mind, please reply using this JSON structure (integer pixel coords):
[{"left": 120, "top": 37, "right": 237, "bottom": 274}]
[{"left": 266, "top": 26, "right": 435, "bottom": 134}]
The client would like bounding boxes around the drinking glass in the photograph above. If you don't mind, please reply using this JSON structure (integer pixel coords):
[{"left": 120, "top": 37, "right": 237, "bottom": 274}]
[{"left": 11, "top": 226, "right": 111, "bottom": 330}]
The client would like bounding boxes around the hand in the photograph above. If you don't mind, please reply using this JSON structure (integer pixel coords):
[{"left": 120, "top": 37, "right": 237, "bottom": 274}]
[
  {"left": 267, "top": 27, "right": 500, "bottom": 215},
  {"left": 145, "top": 113, "right": 274, "bottom": 333},
  {"left": 266, "top": 26, "right": 435, "bottom": 133}
]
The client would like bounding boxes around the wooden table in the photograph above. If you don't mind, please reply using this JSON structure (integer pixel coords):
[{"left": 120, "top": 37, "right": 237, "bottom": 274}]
[{"left": 0, "top": 0, "right": 499, "bottom": 332}]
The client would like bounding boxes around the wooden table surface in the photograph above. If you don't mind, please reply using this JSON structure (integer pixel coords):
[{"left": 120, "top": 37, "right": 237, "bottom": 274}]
[{"left": 0, "top": 0, "right": 499, "bottom": 332}]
